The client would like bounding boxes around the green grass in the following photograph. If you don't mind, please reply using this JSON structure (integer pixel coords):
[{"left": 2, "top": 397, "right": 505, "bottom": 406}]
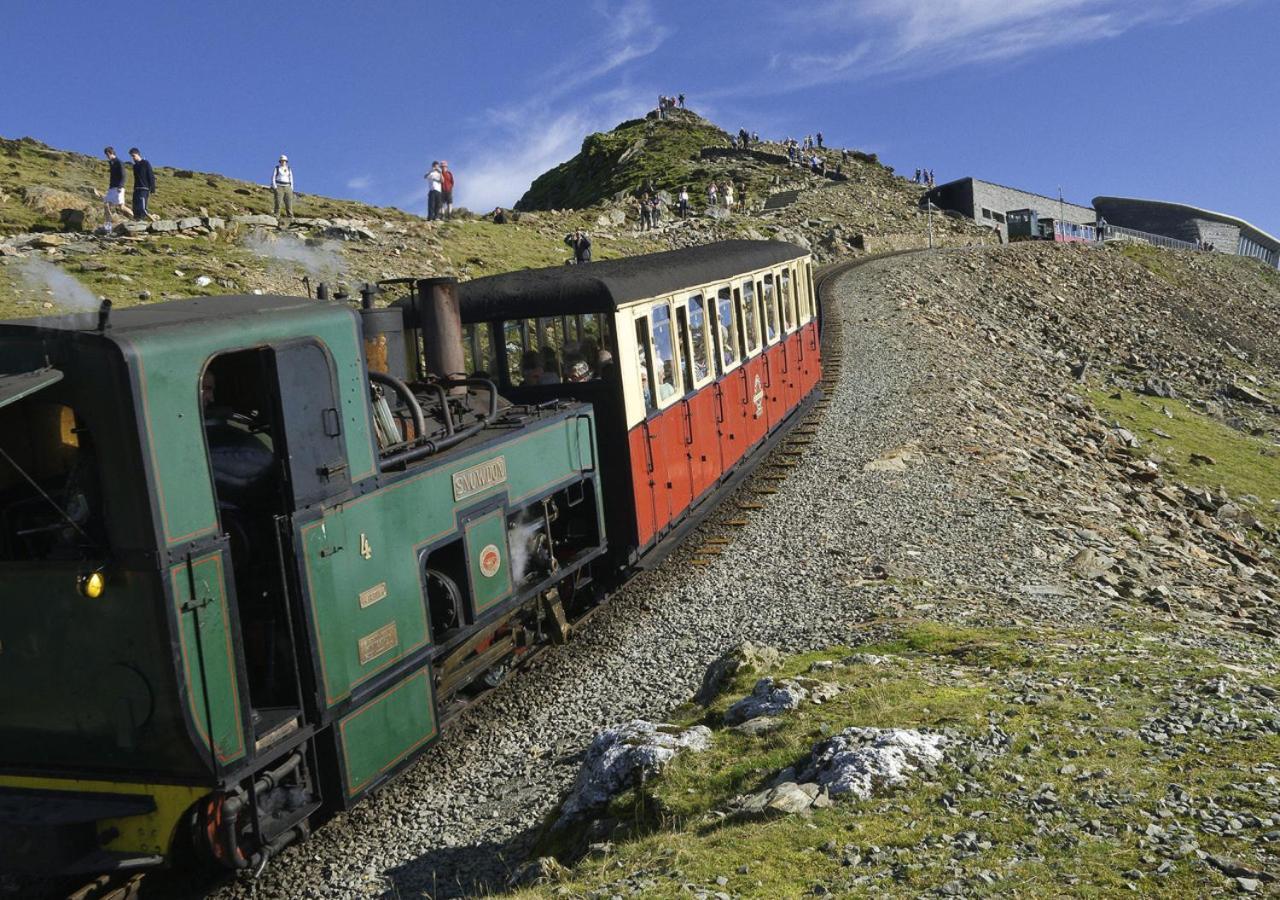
[
  {"left": 1090, "top": 387, "right": 1280, "bottom": 526},
  {"left": 508, "top": 621, "right": 1280, "bottom": 899},
  {"left": 1110, "top": 241, "right": 1189, "bottom": 285}
]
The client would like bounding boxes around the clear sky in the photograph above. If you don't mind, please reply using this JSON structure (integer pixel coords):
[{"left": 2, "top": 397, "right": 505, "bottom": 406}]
[{"left": 2, "top": 0, "right": 1276, "bottom": 234}]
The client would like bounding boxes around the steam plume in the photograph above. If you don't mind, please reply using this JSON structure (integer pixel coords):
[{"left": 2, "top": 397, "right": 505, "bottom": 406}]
[
  {"left": 16, "top": 258, "right": 101, "bottom": 326},
  {"left": 243, "top": 231, "right": 344, "bottom": 278}
]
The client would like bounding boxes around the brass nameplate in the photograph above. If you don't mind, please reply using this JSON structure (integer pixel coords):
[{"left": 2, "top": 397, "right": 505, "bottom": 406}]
[
  {"left": 358, "top": 621, "right": 399, "bottom": 665},
  {"left": 359, "top": 582, "right": 388, "bottom": 609},
  {"left": 452, "top": 456, "right": 508, "bottom": 501}
]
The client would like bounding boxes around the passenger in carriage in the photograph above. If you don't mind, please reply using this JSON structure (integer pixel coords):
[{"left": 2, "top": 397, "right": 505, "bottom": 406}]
[
  {"left": 657, "top": 362, "right": 677, "bottom": 400},
  {"left": 520, "top": 349, "right": 544, "bottom": 385},
  {"left": 564, "top": 354, "right": 591, "bottom": 383}
]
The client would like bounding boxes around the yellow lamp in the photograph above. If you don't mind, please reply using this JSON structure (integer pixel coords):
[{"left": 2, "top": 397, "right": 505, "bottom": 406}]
[{"left": 79, "top": 571, "right": 106, "bottom": 599}]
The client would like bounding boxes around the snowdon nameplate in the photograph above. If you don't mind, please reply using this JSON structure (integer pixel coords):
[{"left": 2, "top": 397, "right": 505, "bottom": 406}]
[{"left": 452, "top": 456, "right": 507, "bottom": 501}]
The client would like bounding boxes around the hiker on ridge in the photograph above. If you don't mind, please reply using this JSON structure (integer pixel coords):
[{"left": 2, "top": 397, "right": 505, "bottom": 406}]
[
  {"left": 272, "top": 154, "right": 294, "bottom": 218},
  {"left": 425, "top": 161, "right": 443, "bottom": 221},
  {"left": 564, "top": 229, "right": 592, "bottom": 263},
  {"left": 102, "top": 147, "right": 129, "bottom": 228},
  {"left": 128, "top": 148, "right": 155, "bottom": 221},
  {"left": 440, "top": 161, "right": 455, "bottom": 219}
]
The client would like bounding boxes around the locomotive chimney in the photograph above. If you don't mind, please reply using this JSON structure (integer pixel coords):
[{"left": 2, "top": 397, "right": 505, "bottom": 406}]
[
  {"left": 417, "top": 277, "right": 466, "bottom": 395},
  {"left": 96, "top": 299, "right": 112, "bottom": 333}
]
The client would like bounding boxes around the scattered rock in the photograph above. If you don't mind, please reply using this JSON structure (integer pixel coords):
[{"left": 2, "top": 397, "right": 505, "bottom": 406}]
[
  {"left": 696, "top": 642, "right": 783, "bottom": 704},
  {"left": 724, "top": 677, "right": 808, "bottom": 725},
  {"left": 557, "top": 721, "right": 711, "bottom": 824},
  {"left": 805, "top": 728, "right": 949, "bottom": 800},
  {"left": 231, "top": 214, "right": 279, "bottom": 227}
]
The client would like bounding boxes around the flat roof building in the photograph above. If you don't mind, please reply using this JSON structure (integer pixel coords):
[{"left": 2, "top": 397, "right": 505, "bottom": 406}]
[
  {"left": 922, "top": 177, "right": 1094, "bottom": 242},
  {"left": 1093, "top": 197, "right": 1279, "bottom": 268}
]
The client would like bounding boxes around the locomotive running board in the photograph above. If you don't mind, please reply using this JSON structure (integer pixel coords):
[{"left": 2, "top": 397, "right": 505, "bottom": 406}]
[{"left": 633, "top": 388, "right": 823, "bottom": 573}]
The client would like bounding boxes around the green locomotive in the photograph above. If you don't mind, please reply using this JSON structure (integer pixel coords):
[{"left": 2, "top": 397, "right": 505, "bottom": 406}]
[{"left": 0, "top": 279, "right": 604, "bottom": 874}]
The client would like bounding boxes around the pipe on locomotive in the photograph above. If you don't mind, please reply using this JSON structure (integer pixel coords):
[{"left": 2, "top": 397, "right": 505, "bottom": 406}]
[{"left": 372, "top": 276, "right": 501, "bottom": 469}]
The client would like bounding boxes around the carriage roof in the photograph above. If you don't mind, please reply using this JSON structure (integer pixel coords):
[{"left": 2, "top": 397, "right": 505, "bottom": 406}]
[{"left": 456, "top": 240, "right": 808, "bottom": 322}]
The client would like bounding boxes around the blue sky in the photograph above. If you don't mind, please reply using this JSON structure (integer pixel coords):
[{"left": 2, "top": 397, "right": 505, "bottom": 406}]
[{"left": 2, "top": 0, "right": 1276, "bottom": 234}]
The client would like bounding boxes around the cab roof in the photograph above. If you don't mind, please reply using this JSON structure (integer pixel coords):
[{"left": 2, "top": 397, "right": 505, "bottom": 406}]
[
  {"left": 0, "top": 293, "right": 335, "bottom": 335},
  {"left": 455, "top": 240, "right": 808, "bottom": 322}
]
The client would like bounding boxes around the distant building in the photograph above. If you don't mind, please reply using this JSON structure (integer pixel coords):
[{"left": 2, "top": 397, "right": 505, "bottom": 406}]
[
  {"left": 922, "top": 177, "right": 1095, "bottom": 242},
  {"left": 1093, "top": 197, "right": 1279, "bottom": 268}
]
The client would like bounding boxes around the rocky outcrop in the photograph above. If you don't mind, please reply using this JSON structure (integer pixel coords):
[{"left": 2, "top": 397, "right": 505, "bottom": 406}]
[{"left": 556, "top": 721, "right": 712, "bottom": 825}]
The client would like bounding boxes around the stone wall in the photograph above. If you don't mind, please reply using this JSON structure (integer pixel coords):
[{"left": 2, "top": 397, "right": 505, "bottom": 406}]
[
  {"left": 926, "top": 179, "right": 1094, "bottom": 243},
  {"left": 1195, "top": 219, "right": 1241, "bottom": 252}
]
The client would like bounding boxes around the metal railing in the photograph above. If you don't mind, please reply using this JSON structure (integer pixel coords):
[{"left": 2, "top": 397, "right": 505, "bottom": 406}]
[{"left": 1099, "top": 224, "right": 1198, "bottom": 251}]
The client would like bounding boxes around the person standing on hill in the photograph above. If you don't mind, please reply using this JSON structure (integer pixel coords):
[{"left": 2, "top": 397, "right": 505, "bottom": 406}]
[
  {"left": 564, "top": 229, "right": 592, "bottom": 263},
  {"left": 271, "top": 154, "right": 294, "bottom": 218},
  {"left": 424, "top": 161, "right": 443, "bottom": 221},
  {"left": 816, "top": 131, "right": 824, "bottom": 149},
  {"left": 440, "top": 161, "right": 455, "bottom": 219},
  {"left": 102, "top": 147, "right": 129, "bottom": 228},
  {"left": 128, "top": 148, "right": 155, "bottom": 221},
  {"left": 677, "top": 186, "right": 689, "bottom": 219}
]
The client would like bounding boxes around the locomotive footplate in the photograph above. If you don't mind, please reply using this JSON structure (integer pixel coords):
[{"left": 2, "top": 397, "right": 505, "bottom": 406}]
[{"left": 0, "top": 787, "right": 157, "bottom": 874}]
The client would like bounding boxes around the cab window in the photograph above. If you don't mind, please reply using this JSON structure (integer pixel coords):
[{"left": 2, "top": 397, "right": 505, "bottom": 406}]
[
  {"left": 463, "top": 323, "right": 497, "bottom": 377},
  {"left": 0, "top": 399, "right": 105, "bottom": 561}
]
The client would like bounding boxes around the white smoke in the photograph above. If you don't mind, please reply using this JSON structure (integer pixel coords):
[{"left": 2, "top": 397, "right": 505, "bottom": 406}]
[
  {"left": 243, "top": 231, "right": 344, "bottom": 279},
  {"left": 508, "top": 519, "right": 544, "bottom": 586},
  {"left": 16, "top": 258, "right": 101, "bottom": 326}
]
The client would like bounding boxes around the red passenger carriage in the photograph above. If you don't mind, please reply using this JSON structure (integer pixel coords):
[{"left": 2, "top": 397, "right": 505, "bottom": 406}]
[{"left": 455, "top": 241, "right": 822, "bottom": 566}]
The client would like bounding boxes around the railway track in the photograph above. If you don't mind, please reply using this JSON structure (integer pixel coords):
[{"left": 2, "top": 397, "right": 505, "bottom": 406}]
[{"left": 45, "top": 250, "right": 906, "bottom": 900}]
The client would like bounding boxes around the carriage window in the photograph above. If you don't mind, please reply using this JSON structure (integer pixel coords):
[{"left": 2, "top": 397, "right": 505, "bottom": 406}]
[
  {"left": 650, "top": 303, "right": 678, "bottom": 404},
  {"left": 635, "top": 318, "right": 657, "bottom": 412},
  {"left": 805, "top": 261, "right": 816, "bottom": 321},
  {"left": 686, "top": 294, "right": 711, "bottom": 384},
  {"left": 716, "top": 287, "right": 738, "bottom": 370},
  {"left": 780, "top": 268, "right": 795, "bottom": 332},
  {"left": 761, "top": 275, "right": 779, "bottom": 344},
  {"left": 796, "top": 265, "right": 809, "bottom": 322},
  {"left": 741, "top": 279, "right": 759, "bottom": 354},
  {"left": 675, "top": 306, "right": 694, "bottom": 393},
  {"left": 504, "top": 321, "right": 525, "bottom": 384}
]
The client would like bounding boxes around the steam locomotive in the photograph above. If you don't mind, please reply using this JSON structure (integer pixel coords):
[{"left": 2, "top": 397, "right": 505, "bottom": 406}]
[{"left": 0, "top": 240, "right": 821, "bottom": 877}]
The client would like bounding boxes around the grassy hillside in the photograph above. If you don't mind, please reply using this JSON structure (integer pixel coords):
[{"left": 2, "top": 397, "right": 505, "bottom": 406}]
[
  {"left": 0, "top": 117, "right": 989, "bottom": 321},
  {"left": 0, "top": 136, "right": 412, "bottom": 235}
]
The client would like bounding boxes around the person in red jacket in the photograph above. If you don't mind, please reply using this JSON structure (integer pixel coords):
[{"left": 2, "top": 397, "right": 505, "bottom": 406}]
[{"left": 440, "top": 161, "right": 455, "bottom": 220}]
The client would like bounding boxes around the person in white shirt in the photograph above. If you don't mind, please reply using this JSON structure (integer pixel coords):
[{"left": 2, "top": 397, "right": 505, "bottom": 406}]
[
  {"left": 272, "top": 155, "right": 294, "bottom": 218},
  {"left": 424, "top": 161, "right": 443, "bottom": 221}
]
